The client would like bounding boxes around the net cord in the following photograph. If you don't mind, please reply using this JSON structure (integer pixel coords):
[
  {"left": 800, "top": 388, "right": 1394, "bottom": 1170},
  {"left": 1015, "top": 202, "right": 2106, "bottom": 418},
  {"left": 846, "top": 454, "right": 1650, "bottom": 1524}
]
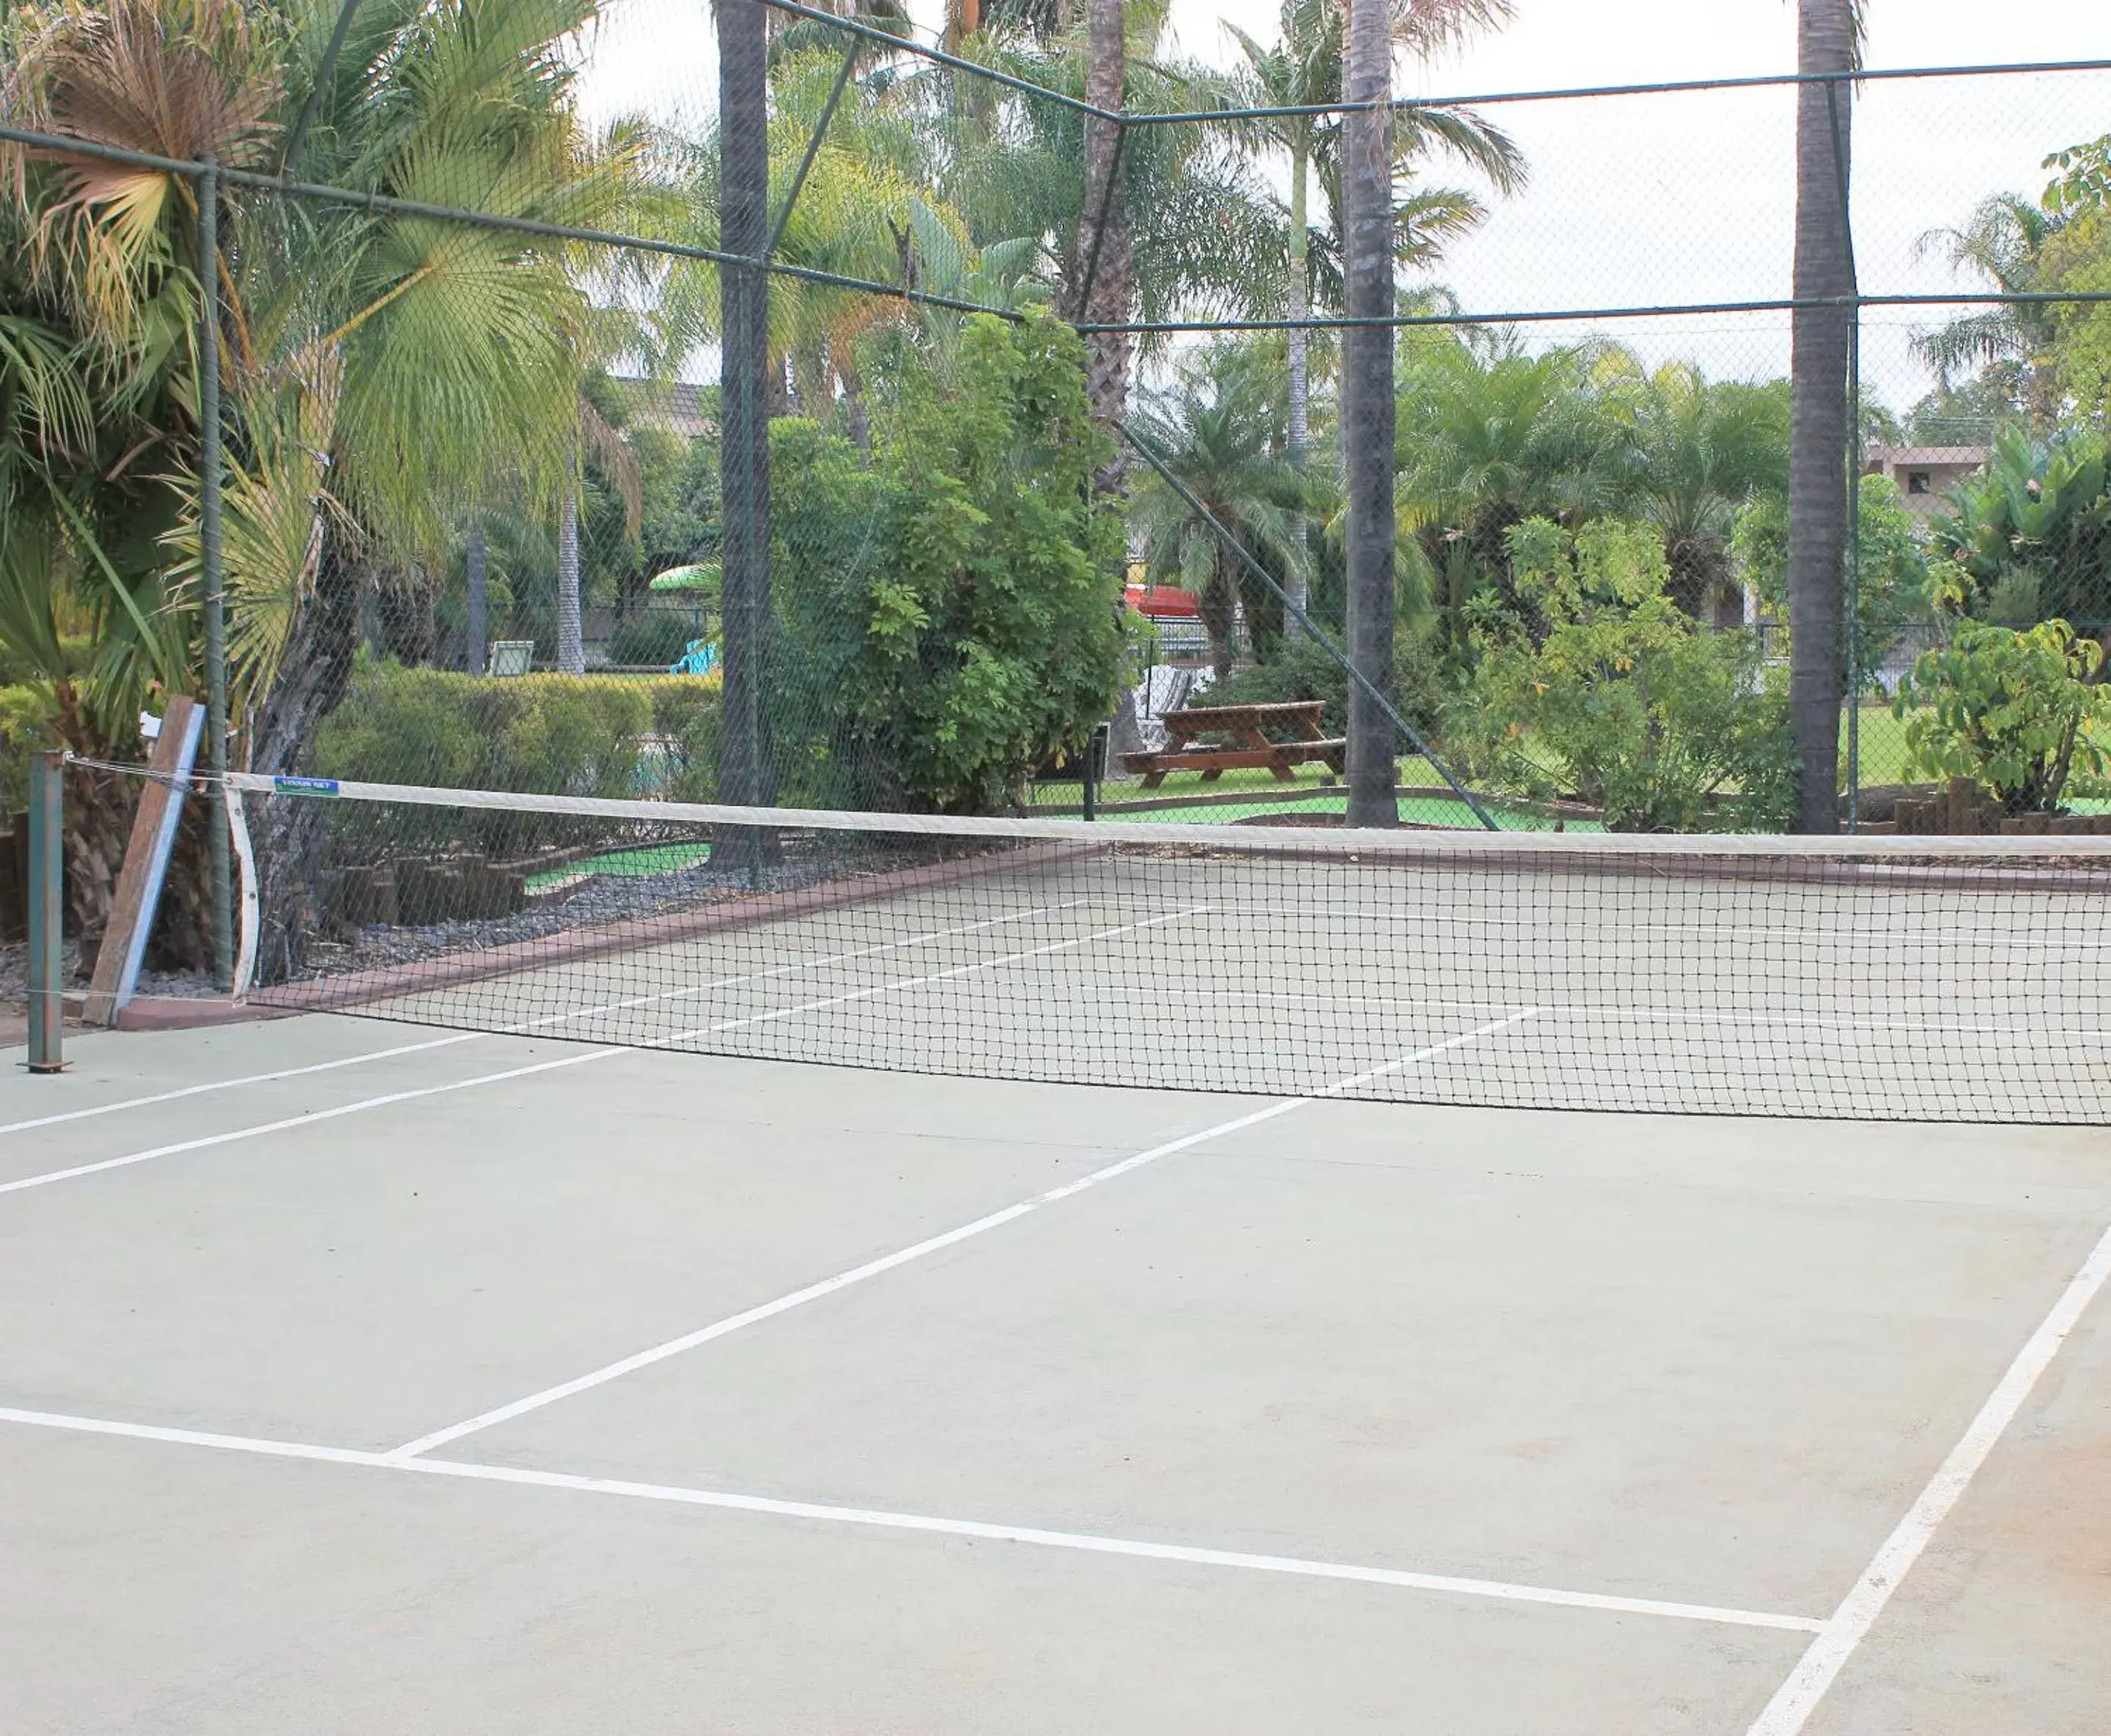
[{"left": 218, "top": 770, "right": 2111, "bottom": 860}]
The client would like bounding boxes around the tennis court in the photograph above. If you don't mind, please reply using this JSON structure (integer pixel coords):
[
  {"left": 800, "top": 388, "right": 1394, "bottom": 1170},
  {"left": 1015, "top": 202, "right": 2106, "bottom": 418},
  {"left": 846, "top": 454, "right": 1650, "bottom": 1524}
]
[{"left": 5, "top": 824, "right": 2110, "bottom": 1734}]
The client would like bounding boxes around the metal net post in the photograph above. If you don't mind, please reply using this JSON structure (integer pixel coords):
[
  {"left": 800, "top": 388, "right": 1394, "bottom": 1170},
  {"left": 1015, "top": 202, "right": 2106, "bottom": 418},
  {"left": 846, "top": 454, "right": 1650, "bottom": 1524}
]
[{"left": 26, "top": 749, "right": 65, "bottom": 1072}]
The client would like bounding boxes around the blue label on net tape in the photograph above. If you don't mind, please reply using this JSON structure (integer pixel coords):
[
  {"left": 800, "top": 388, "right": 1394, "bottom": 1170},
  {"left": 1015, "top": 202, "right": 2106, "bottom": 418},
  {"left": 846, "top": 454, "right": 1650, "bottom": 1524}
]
[{"left": 273, "top": 777, "right": 340, "bottom": 797}]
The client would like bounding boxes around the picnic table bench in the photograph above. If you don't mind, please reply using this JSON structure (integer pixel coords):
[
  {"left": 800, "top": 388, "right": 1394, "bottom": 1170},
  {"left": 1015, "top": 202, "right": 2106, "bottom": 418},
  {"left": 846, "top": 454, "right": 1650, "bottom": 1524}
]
[{"left": 1119, "top": 699, "right": 1346, "bottom": 789}]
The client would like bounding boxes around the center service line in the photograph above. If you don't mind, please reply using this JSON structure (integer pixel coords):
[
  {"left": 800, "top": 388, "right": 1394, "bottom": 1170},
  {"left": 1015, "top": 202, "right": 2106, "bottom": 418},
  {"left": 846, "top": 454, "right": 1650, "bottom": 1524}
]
[{"left": 386, "top": 1011, "right": 1538, "bottom": 1460}]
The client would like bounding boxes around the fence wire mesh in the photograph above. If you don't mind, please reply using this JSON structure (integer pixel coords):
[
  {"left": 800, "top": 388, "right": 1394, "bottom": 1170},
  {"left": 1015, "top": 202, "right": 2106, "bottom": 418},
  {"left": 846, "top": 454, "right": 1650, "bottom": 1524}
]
[{"left": 1, "top": 0, "right": 2109, "bottom": 1000}]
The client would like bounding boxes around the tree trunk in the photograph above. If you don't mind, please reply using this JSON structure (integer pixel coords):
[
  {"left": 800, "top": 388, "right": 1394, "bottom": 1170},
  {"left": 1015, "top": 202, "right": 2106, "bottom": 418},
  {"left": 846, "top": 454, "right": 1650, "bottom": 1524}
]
[
  {"left": 1069, "top": 0, "right": 1133, "bottom": 494},
  {"left": 1341, "top": 0, "right": 1397, "bottom": 829},
  {"left": 1788, "top": 0, "right": 1854, "bottom": 834},
  {"left": 556, "top": 470, "right": 585, "bottom": 675},
  {"left": 1286, "top": 130, "right": 1311, "bottom": 621},
  {"left": 248, "top": 533, "right": 363, "bottom": 983},
  {"left": 1200, "top": 559, "right": 1238, "bottom": 682},
  {"left": 718, "top": 0, "right": 777, "bottom": 816},
  {"left": 465, "top": 517, "right": 488, "bottom": 675}
]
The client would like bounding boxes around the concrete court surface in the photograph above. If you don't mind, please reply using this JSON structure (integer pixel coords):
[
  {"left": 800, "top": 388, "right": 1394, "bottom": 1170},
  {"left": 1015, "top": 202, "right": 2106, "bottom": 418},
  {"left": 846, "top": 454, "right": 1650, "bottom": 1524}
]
[{"left": 0, "top": 1013, "right": 2107, "bottom": 1735}]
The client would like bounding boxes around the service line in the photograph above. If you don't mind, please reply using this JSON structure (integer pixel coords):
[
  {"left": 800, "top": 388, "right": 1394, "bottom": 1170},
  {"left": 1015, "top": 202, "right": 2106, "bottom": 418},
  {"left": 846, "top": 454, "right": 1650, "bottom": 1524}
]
[{"left": 0, "top": 1395, "right": 1809, "bottom": 1633}]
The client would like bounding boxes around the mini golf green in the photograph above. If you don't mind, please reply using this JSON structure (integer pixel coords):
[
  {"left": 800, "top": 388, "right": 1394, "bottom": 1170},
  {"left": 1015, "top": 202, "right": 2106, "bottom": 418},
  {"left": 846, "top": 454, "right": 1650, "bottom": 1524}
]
[{"left": 526, "top": 841, "right": 713, "bottom": 892}]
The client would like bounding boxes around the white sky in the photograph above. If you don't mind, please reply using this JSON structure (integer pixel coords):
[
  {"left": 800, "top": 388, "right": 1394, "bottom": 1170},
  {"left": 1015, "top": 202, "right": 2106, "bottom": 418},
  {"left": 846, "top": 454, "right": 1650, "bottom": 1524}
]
[{"left": 579, "top": 0, "right": 2111, "bottom": 407}]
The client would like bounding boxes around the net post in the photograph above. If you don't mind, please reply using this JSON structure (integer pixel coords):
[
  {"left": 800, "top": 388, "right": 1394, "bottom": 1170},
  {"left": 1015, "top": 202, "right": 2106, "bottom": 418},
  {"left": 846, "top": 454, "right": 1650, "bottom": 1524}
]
[
  {"left": 1083, "top": 721, "right": 1109, "bottom": 821},
  {"left": 26, "top": 749, "right": 65, "bottom": 1074},
  {"left": 199, "top": 154, "right": 235, "bottom": 989}
]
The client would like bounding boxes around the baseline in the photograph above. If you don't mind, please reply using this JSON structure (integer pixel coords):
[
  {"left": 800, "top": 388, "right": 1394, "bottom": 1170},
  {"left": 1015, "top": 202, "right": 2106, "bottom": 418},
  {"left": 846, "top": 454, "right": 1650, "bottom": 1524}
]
[{"left": 0, "top": 1404, "right": 1812, "bottom": 1634}]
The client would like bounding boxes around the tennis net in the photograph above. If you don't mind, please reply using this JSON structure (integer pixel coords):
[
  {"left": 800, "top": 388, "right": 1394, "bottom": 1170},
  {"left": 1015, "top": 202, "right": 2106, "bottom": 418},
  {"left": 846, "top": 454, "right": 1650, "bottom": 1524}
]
[{"left": 225, "top": 773, "right": 2111, "bottom": 1125}]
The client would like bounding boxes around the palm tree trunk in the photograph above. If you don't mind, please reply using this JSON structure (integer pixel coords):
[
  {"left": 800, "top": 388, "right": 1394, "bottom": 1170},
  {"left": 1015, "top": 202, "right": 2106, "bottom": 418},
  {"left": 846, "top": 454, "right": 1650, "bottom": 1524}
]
[
  {"left": 719, "top": 0, "right": 777, "bottom": 817},
  {"left": 1072, "top": 0, "right": 1133, "bottom": 492},
  {"left": 1340, "top": 0, "right": 1397, "bottom": 829},
  {"left": 1788, "top": 0, "right": 1854, "bottom": 834},
  {"left": 1286, "top": 129, "right": 1311, "bottom": 621},
  {"left": 556, "top": 470, "right": 585, "bottom": 675},
  {"left": 249, "top": 534, "right": 363, "bottom": 983},
  {"left": 465, "top": 516, "right": 488, "bottom": 674}
]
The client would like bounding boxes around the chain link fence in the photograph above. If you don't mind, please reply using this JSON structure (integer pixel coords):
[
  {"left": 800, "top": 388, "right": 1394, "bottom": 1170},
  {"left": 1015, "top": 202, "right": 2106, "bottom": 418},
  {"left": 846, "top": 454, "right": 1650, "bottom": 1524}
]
[{"left": 2, "top": 0, "right": 2109, "bottom": 989}]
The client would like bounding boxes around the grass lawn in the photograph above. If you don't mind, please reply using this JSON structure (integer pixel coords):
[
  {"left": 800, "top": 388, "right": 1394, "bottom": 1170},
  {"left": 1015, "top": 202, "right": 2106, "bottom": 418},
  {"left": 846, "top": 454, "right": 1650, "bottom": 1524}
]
[{"left": 1028, "top": 758, "right": 1599, "bottom": 832}]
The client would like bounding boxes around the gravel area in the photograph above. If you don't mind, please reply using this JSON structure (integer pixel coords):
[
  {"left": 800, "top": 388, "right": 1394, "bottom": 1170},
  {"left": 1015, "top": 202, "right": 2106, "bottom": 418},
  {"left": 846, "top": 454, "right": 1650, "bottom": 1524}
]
[
  {"left": 0, "top": 938, "right": 84, "bottom": 1013},
  {"left": 0, "top": 939, "right": 218, "bottom": 1009},
  {"left": 295, "top": 852, "right": 856, "bottom": 979}
]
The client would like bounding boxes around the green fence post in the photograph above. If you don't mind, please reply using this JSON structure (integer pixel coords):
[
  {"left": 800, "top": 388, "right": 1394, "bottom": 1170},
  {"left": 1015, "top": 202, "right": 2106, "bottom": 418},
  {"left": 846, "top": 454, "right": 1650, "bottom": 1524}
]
[
  {"left": 199, "top": 154, "right": 234, "bottom": 990},
  {"left": 26, "top": 747, "right": 65, "bottom": 1074}
]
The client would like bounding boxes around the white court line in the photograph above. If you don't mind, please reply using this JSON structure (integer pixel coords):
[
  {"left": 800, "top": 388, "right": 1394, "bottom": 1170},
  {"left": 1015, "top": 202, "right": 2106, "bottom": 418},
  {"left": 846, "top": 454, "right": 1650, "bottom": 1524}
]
[
  {"left": 1075, "top": 984, "right": 2107, "bottom": 1043},
  {"left": 0, "top": 907, "right": 1202, "bottom": 1199},
  {"left": 1745, "top": 1218, "right": 2111, "bottom": 1735},
  {"left": 0, "top": 1403, "right": 1812, "bottom": 1632},
  {"left": 0, "top": 902, "right": 1088, "bottom": 1139},
  {"left": 386, "top": 1012, "right": 1536, "bottom": 1460}
]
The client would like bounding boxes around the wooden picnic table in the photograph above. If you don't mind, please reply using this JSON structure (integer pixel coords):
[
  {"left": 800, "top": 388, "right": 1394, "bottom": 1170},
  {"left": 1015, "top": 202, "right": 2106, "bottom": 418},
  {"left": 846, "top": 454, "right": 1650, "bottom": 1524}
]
[{"left": 1119, "top": 699, "right": 1346, "bottom": 789}]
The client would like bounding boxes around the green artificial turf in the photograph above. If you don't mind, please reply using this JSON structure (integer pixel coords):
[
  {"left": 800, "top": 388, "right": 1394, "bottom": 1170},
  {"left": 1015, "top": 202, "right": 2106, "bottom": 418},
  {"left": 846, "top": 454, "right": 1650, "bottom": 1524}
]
[{"left": 525, "top": 841, "right": 712, "bottom": 892}]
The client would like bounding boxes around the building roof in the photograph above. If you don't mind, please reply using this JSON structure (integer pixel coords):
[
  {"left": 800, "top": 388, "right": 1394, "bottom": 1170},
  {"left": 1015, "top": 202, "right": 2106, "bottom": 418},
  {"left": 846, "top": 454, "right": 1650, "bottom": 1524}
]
[
  {"left": 1865, "top": 445, "right": 1989, "bottom": 468},
  {"left": 607, "top": 377, "right": 715, "bottom": 439}
]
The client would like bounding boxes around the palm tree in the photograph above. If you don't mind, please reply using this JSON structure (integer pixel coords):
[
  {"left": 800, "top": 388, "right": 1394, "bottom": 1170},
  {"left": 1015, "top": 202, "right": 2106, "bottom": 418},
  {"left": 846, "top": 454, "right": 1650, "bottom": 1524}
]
[
  {"left": 1226, "top": 0, "right": 1522, "bottom": 613},
  {"left": 1912, "top": 193, "right": 2066, "bottom": 429},
  {"left": 1070, "top": 0, "right": 1131, "bottom": 468},
  {"left": 931, "top": 26, "right": 1286, "bottom": 372},
  {"left": 4, "top": 0, "right": 641, "bottom": 969},
  {"left": 1131, "top": 343, "right": 1312, "bottom": 676},
  {"left": 1787, "top": 0, "right": 1860, "bottom": 833},
  {"left": 1340, "top": 0, "right": 1394, "bottom": 826},
  {"left": 1396, "top": 339, "right": 1627, "bottom": 642},
  {"left": 1602, "top": 355, "right": 1791, "bottom": 621}
]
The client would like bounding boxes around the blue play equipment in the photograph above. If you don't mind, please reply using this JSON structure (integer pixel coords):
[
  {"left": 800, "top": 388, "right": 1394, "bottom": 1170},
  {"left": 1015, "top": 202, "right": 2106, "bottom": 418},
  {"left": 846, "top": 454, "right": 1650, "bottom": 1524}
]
[{"left": 669, "top": 638, "right": 720, "bottom": 676}]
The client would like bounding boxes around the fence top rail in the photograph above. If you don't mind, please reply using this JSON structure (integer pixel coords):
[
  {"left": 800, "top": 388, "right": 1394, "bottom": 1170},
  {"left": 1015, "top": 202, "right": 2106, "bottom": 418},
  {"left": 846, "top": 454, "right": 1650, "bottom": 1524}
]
[
  {"left": 0, "top": 121, "right": 1033, "bottom": 324},
  {"left": 1131, "top": 56, "right": 2111, "bottom": 126},
  {"left": 1076, "top": 288, "right": 2111, "bottom": 336},
  {"left": 750, "top": 9, "right": 2111, "bottom": 128},
  {"left": 10, "top": 120, "right": 2110, "bottom": 343}
]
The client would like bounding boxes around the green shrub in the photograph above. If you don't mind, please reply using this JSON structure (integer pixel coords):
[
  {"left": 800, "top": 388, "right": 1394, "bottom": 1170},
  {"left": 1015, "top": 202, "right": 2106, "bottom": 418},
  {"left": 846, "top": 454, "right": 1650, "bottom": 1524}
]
[
  {"left": 1892, "top": 617, "right": 2111, "bottom": 813},
  {"left": 0, "top": 684, "right": 57, "bottom": 814},
  {"left": 1454, "top": 518, "right": 1794, "bottom": 831},
  {"left": 645, "top": 673, "right": 723, "bottom": 801},
  {"left": 314, "top": 660, "right": 651, "bottom": 794},
  {"left": 770, "top": 314, "right": 1127, "bottom": 813},
  {"left": 312, "top": 659, "right": 716, "bottom": 856},
  {"left": 608, "top": 612, "right": 699, "bottom": 668}
]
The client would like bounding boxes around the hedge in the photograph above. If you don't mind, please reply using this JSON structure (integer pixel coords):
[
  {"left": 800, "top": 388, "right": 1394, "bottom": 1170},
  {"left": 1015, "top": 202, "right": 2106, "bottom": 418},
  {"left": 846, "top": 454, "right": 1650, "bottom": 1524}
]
[{"left": 310, "top": 658, "right": 723, "bottom": 855}]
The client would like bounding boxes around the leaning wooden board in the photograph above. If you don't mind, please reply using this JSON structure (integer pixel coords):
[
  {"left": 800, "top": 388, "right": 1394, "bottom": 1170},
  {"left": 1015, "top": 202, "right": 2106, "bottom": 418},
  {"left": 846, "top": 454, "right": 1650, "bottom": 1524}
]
[{"left": 82, "top": 695, "right": 203, "bottom": 1027}]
